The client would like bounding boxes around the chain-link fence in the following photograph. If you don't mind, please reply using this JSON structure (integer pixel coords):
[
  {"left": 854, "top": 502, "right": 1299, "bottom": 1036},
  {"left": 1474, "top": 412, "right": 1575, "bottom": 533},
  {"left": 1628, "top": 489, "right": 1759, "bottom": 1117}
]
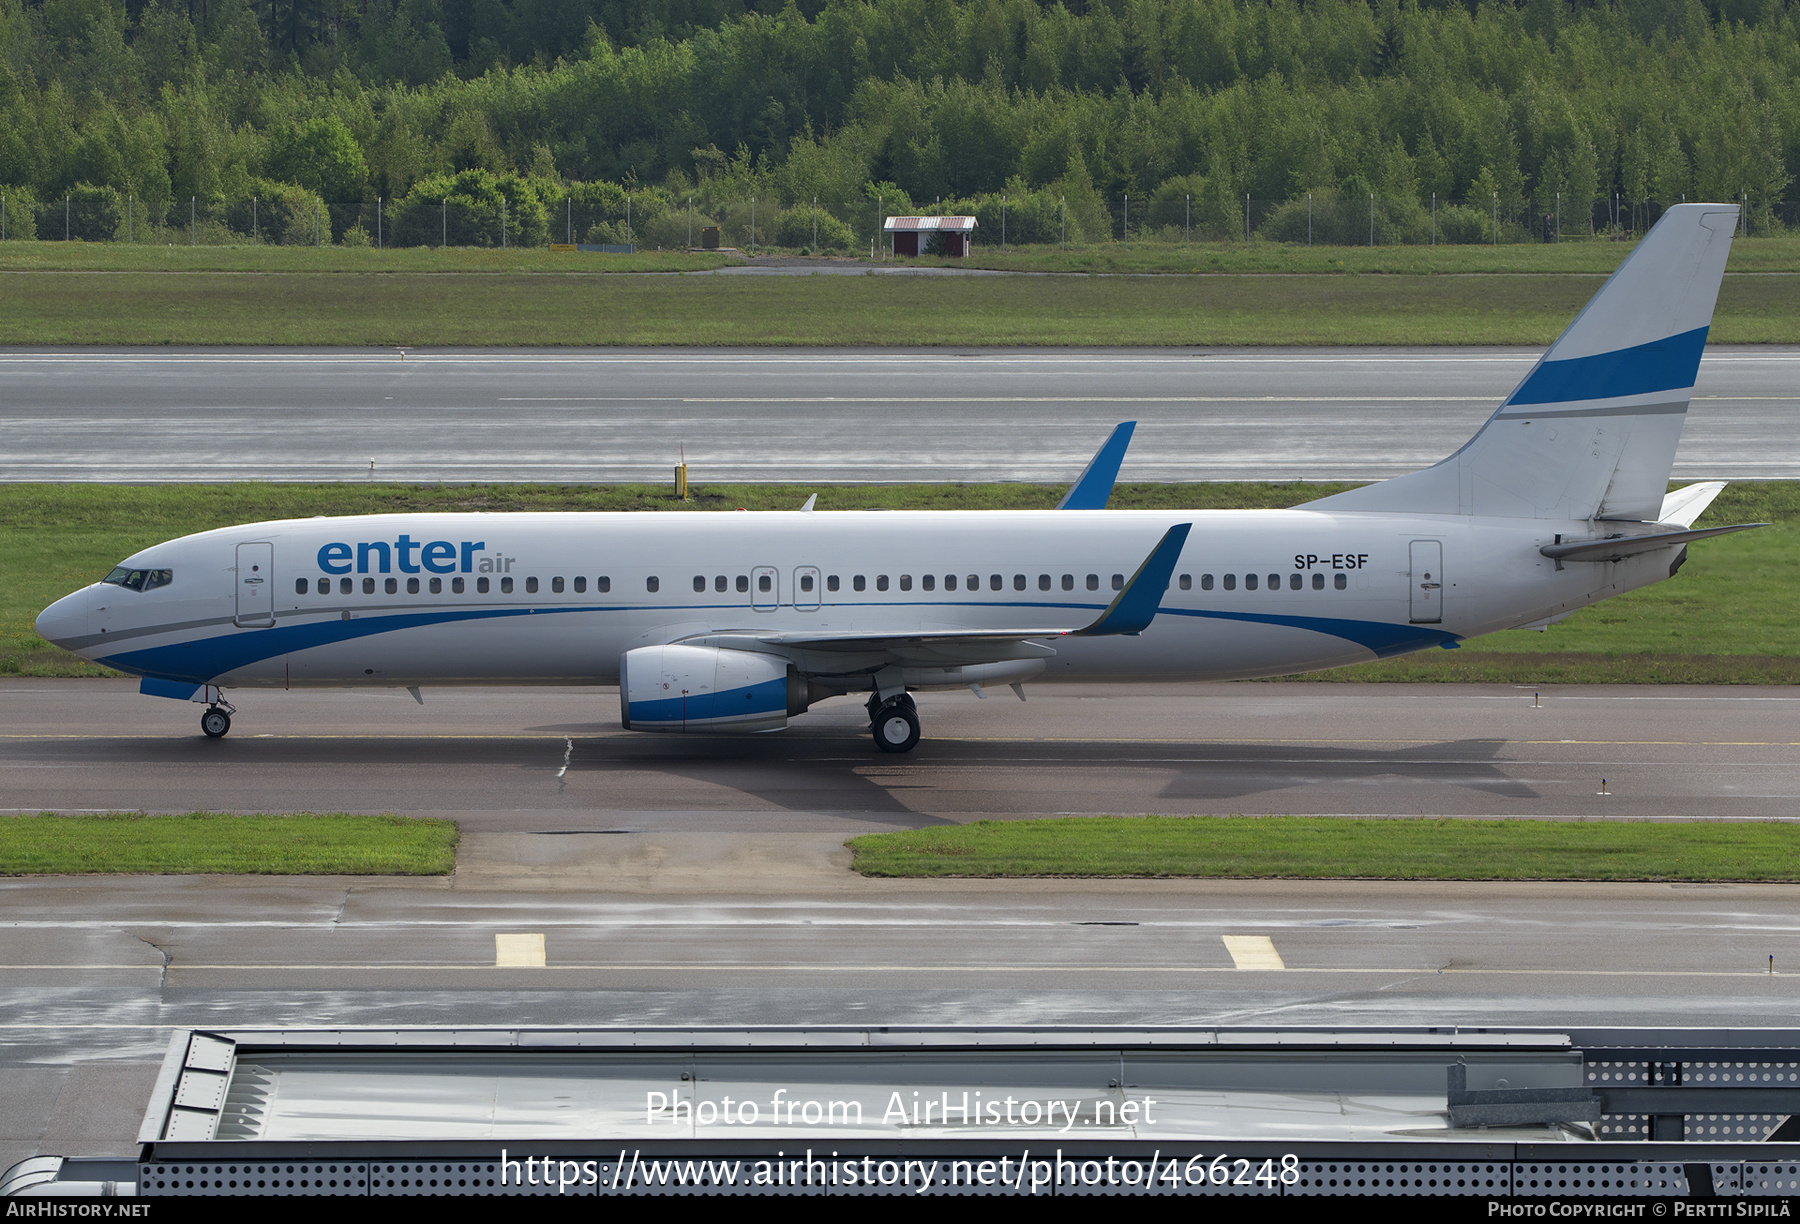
[{"left": 0, "top": 192, "right": 1791, "bottom": 250}]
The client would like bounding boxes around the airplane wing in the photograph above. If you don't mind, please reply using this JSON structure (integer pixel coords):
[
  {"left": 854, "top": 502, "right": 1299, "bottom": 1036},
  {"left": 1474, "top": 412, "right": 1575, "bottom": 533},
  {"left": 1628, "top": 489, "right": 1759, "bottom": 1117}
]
[
  {"left": 677, "top": 523, "right": 1191, "bottom": 665},
  {"left": 1055, "top": 422, "right": 1136, "bottom": 510},
  {"left": 1540, "top": 522, "right": 1765, "bottom": 563}
]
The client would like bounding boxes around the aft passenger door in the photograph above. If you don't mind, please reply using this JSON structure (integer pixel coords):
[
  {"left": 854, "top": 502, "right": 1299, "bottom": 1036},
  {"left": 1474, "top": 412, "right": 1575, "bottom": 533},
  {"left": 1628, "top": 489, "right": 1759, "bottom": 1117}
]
[
  {"left": 751, "top": 566, "right": 779, "bottom": 612},
  {"left": 1409, "top": 540, "right": 1443, "bottom": 624},
  {"left": 235, "top": 541, "right": 275, "bottom": 627}
]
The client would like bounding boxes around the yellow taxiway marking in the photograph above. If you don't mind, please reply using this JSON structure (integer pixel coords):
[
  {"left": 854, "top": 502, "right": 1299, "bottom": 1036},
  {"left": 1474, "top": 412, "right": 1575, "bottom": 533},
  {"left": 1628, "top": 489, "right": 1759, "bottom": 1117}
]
[
  {"left": 494, "top": 933, "right": 546, "bottom": 968},
  {"left": 1221, "top": 936, "right": 1287, "bottom": 971}
]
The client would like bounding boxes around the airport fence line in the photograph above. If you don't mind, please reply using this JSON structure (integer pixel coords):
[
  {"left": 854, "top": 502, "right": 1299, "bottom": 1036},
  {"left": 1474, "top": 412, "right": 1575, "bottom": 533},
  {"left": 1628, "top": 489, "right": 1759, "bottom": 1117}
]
[{"left": 0, "top": 193, "right": 1791, "bottom": 252}]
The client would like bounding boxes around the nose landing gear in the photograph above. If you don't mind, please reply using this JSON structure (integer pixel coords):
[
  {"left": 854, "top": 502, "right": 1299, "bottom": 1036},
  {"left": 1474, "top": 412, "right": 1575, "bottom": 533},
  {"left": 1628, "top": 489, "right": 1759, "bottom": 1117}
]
[
  {"left": 200, "top": 696, "right": 237, "bottom": 739},
  {"left": 868, "top": 692, "right": 920, "bottom": 754}
]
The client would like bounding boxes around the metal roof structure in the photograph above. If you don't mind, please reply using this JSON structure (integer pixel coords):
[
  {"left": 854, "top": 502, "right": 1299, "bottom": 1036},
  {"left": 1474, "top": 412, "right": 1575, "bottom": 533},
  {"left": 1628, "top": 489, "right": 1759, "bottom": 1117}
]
[{"left": 882, "top": 216, "right": 977, "bottom": 232}]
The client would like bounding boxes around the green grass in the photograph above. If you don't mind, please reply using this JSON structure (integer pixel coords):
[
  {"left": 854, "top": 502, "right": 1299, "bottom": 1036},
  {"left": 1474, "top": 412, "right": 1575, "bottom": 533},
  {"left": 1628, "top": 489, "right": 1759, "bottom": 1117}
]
[
  {"left": 0, "top": 812, "right": 458, "bottom": 875},
  {"left": 907, "top": 234, "right": 1800, "bottom": 276},
  {"left": 3, "top": 265, "right": 1796, "bottom": 345},
  {"left": 0, "top": 241, "right": 738, "bottom": 274},
  {"left": 3, "top": 479, "right": 1793, "bottom": 680},
  {"left": 6, "top": 234, "right": 1800, "bottom": 275},
  {"left": 847, "top": 815, "right": 1800, "bottom": 880}
]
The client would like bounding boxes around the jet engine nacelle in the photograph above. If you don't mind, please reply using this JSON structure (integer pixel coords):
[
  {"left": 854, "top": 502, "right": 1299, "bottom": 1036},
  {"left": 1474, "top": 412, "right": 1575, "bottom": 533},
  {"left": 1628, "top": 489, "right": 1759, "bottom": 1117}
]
[{"left": 619, "top": 644, "right": 808, "bottom": 733}]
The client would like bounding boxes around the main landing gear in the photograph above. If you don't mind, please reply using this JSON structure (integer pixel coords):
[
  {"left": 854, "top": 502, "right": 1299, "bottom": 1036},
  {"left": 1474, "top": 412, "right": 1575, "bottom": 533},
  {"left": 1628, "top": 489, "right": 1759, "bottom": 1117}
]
[
  {"left": 869, "top": 692, "right": 920, "bottom": 754},
  {"left": 199, "top": 696, "right": 237, "bottom": 739}
]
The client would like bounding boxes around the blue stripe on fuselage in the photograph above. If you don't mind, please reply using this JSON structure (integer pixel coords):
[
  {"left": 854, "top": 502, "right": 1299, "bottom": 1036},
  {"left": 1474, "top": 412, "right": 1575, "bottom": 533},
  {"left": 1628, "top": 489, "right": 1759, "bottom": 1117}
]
[
  {"left": 1506, "top": 325, "right": 1708, "bottom": 406},
  {"left": 99, "top": 601, "right": 1458, "bottom": 683}
]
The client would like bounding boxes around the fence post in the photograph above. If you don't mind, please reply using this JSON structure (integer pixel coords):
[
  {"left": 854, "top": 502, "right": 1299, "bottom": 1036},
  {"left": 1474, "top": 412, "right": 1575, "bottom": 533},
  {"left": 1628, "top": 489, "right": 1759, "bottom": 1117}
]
[
  {"left": 1492, "top": 192, "right": 1498, "bottom": 246},
  {"left": 688, "top": 197, "right": 693, "bottom": 249},
  {"left": 1185, "top": 194, "right": 1190, "bottom": 247},
  {"left": 567, "top": 196, "right": 571, "bottom": 246},
  {"left": 627, "top": 194, "right": 632, "bottom": 247},
  {"left": 749, "top": 197, "right": 754, "bottom": 254},
  {"left": 1245, "top": 193, "right": 1250, "bottom": 248},
  {"left": 1431, "top": 192, "right": 1435, "bottom": 246},
  {"left": 191, "top": 196, "right": 195, "bottom": 247},
  {"left": 1001, "top": 194, "right": 1006, "bottom": 253},
  {"left": 128, "top": 194, "right": 132, "bottom": 243},
  {"left": 1122, "top": 193, "right": 1127, "bottom": 251},
  {"left": 378, "top": 197, "right": 382, "bottom": 249},
  {"left": 66, "top": 194, "right": 69, "bottom": 242},
  {"left": 252, "top": 196, "right": 257, "bottom": 243},
  {"left": 1061, "top": 196, "right": 1065, "bottom": 250},
  {"left": 1307, "top": 193, "right": 1311, "bottom": 247},
  {"left": 501, "top": 197, "right": 506, "bottom": 250},
  {"left": 813, "top": 196, "right": 818, "bottom": 255}
]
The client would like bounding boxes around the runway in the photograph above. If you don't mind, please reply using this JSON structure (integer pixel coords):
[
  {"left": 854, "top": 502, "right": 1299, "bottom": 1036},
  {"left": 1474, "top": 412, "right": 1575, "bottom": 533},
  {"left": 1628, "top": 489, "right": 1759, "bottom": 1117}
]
[
  {"left": 4, "top": 345, "right": 1798, "bottom": 483},
  {"left": 5, "top": 679, "right": 1800, "bottom": 1166}
]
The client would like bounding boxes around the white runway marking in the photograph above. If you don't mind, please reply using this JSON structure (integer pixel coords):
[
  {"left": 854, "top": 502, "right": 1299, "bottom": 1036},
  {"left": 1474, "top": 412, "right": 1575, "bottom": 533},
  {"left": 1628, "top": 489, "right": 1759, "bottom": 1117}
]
[
  {"left": 1222, "top": 935, "right": 1287, "bottom": 971},
  {"left": 494, "top": 934, "right": 547, "bottom": 967}
]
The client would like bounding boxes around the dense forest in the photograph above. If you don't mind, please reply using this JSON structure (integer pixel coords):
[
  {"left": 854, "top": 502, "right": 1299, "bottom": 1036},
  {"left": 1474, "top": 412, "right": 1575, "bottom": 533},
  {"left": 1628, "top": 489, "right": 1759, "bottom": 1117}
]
[{"left": 0, "top": 0, "right": 1795, "bottom": 246}]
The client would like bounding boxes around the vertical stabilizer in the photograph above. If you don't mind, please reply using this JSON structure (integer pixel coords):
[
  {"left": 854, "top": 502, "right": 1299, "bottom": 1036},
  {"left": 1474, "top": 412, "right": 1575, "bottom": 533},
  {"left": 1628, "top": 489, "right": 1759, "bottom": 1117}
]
[{"left": 1303, "top": 204, "right": 1738, "bottom": 521}]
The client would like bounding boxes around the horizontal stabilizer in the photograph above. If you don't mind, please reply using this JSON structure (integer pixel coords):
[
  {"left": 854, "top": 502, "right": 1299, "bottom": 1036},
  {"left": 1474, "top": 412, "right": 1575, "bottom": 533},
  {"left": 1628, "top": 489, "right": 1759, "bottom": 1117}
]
[
  {"left": 1657, "top": 481, "right": 1728, "bottom": 529},
  {"left": 1539, "top": 522, "right": 1765, "bottom": 563},
  {"left": 1056, "top": 422, "right": 1136, "bottom": 510}
]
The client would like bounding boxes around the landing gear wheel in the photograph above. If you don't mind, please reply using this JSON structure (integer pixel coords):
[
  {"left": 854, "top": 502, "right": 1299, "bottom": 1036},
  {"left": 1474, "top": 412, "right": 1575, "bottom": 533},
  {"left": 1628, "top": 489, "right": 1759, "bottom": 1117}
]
[
  {"left": 872, "top": 701, "right": 920, "bottom": 754},
  {"left": 200, "top": 708, "right": 232, "bottom": 739}
]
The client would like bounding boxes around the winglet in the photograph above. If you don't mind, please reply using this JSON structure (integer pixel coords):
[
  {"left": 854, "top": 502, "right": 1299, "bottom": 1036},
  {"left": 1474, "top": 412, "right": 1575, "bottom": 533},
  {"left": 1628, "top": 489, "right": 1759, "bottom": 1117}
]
[
  {"left": 1076, "top": 523, "right": 1191, "bottom": 636},
  {"left": 1056, "top": 422, "right": 1136, "bottom": 510}
]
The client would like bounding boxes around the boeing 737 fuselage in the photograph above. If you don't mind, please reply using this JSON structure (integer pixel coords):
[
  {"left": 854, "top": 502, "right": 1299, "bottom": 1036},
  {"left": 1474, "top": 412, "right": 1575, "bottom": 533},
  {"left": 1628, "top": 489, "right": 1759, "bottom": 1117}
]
[{"left": 35, "top": 205, "right": 1760, "bottom": 752}]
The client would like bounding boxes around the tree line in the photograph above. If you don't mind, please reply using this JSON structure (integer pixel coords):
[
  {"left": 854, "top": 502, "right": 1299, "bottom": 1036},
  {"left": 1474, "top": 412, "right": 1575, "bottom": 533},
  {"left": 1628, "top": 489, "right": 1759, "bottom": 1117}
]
[{"left": 0, "top": 0, "right": 1794, "bottom": 247}]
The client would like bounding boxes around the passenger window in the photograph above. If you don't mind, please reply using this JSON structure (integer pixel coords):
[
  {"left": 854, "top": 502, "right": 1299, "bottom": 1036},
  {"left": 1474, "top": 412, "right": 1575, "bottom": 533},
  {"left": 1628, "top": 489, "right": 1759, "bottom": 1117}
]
[
  {"left": 430, "top": 577, "right": 442, "bottom": 594},
  {"left": 924, "top": 575, "right": 937, "bottom": 591},
  {"left": 552, "top": 576, "right": 564, "bottom": 593},
  {"left": 715, "top": 575, "right": 727, "bottom": 592},
  {"left": 736, "top": 575, "right": 748, "bottom": 593},
  {"left": 758, "top": 574, "right": 771, "bottom": 593},
  {"left": 452, "top": 577, "right": 464, "bottom": 594},
  {"left": 477, "top": 577, "right": 490, "bottom": 593},
  {"left": 877, "top": 575, "right": 889, "bottom": 591},
  {"left": 968, "top": 575, "right": 979, "bottom": 591},
  {"left": 407, "top": 577, "right": 420, "bottom": 594},
  {"left": 801, "top": 574, "right": 814, "bottom": 592},
  {"left": 1201, "top": 574, "right": 1214, "bottom": 591},
  {"left": 1335, "top": 573, "right": 1348, "bottom": 590},
  {"left": 900, "top": 575, "right": 912, "bottom": 591},
  {"left": 646, "top": 576, "right": 659, "bottom": 593},
  {"left": 1086, "top": 574, "right": 1099, "bottom": 591},
  {"left": 1179, "top": 574, "right": 1191, "bottom": 591},
  {"left": 853, "top": 575, "right": 866, "bottom": 592},
  {"left": 526, "top": 577, "right": 538, "bottom": 594},
  {"left": 1268, "top": 573, "right": 1280, "bottom": 590},
  {"left": 598, "top": 576, "right": 610, "bottom": 593},
  {"left": 363, "top": 577, "right": 375, "bottom": 595},
  {"left": 1038, "top": 575, "right": 1051, "bottom": 591},
  {"left": 693, "top": 576, "right": 706, "bottom": 593},
  {"left": 1245, "top": 574, "right": 1258, "bottom": 591},
  {"left": 1288, "top": 573, "right": 1302, "bottom": 591},
  {"left": 1062, "top": 574, "right": 1074, "bottom": 591},
  {"left": 386, "top": 578, "right": 399, "bottom": 594},
  {"left": 501, "top": 577, "right": 514, "bottom": 594},
  {"left": 1312, "top": 573, "right": 1324, "bottom": 590},
  {"left": 340, "top": 577, "right": 352, "bottom": 594},
  {"left": 827, "top": 575, "right": 840, "bottom": 592},
  {"left": 1013, "top": 574, "right": 1025, "bottom": 590},
  {"left": 1223, "top": 574, "right": 1235, "bottom": 591},
  {"left": 295, "top": 579, "right": 308, "bottom": 594},
  {"left": 1112, "top": 574, "right": 1124, "bottom": 590},
  {"left": 574, "top": 577, "right": 586, "bottom": 593}
]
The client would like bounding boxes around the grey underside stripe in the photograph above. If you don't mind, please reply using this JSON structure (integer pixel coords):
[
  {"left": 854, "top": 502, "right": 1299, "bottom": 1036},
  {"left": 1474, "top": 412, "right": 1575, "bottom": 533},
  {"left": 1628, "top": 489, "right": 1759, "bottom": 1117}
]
[
  {"left": 1493, "top": 400, "right": 1688, "bottom": 419},
  {"left": 57, "top": 614, "right": 236, "bottom": 652},
  {"left": 55, "top": 601, "right": 492, "bottom": 651}
]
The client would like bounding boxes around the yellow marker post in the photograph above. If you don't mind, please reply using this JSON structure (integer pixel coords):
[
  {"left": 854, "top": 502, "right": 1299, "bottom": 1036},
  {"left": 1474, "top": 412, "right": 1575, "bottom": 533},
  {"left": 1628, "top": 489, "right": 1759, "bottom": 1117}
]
[{"left": 674, "top": 463, "right": 689, "bottom": 500}]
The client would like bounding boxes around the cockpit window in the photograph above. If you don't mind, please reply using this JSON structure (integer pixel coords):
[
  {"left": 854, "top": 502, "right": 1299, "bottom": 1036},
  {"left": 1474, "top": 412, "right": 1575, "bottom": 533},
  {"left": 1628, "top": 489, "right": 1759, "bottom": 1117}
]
[{"left": 102, "top": 566, "right": 173, "bottom": 592}]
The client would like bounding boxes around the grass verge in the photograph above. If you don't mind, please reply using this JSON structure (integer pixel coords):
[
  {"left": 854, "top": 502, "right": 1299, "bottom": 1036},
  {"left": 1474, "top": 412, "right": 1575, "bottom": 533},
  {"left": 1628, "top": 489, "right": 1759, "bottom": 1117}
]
[
  {"left": 846, "top": 816, "right": 1800, "bottom": 881},
  {"left": 4, "top": 480, "right": 1793, "bottom": 680},
  {"left": 0, "top": 812, "right": 458, "bottom": 875},
  {"left": 3, "top": 268, "right": 1796, "bottom": 345}
]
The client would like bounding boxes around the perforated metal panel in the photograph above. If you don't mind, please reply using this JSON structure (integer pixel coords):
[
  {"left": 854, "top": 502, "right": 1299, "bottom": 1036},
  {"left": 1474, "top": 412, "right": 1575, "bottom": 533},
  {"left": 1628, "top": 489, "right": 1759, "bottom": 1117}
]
[
  {"left": 1510, "top": 1163, "right": 1688, "bottom": 1196},
  {"left": 140, "top": 1162, "right": 367, "bottom": 1196}
]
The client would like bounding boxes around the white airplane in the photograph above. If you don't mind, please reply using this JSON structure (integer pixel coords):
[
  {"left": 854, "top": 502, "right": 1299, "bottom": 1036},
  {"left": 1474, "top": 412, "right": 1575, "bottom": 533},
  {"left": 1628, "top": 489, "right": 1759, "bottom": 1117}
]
[{"left": 37, "top": 204, "right": 1760, "bottom": 753}]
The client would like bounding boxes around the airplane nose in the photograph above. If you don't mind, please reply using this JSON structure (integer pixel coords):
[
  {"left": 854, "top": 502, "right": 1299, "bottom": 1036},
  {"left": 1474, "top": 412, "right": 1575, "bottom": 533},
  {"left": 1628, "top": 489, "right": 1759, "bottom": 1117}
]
[{"left": 35, "top": 588, "right": 94, "bottom": 649}]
